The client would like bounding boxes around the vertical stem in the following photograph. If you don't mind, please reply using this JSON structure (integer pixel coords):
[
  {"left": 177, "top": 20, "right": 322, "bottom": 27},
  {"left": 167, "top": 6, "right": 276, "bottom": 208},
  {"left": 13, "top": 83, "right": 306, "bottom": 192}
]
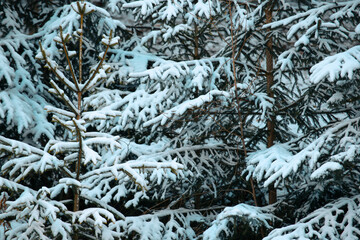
[
  {"left": 73, "top": 6, "right": 85, "bottom": 214},
  {"left": 265, "top": 1, "right": 277, "bottom": 205},
  {"left": 73, "top": 5, "right": 85, "bottom": 240},
  {"left": 78, "top": 11, "right": 84, "bottom": 85}
]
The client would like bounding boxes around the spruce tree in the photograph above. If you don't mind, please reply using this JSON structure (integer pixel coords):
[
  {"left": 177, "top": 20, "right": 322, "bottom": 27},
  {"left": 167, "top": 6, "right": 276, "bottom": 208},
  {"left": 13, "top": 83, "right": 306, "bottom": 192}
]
[
  {"left": 1, "top": 0, "right": 360, "bottom": 239},
  {"left": 0, "top": 2, "right": 182, "bottom": 239}
]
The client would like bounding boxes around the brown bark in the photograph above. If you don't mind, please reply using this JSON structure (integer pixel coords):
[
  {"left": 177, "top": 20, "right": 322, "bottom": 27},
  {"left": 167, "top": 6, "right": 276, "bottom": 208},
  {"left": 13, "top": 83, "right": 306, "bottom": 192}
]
[
  {"left": 265, "top": 1, "right": 277, "bottom": 205},
  {"left": 73, "top": 7, "right": 85, "bottom": 240}
]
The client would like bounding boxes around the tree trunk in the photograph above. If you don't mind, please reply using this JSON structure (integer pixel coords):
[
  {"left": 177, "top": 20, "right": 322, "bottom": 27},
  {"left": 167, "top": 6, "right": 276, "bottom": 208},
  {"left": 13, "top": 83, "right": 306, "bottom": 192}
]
[{"left": 265, "top": 0, "right": 277, "bottom": 205}]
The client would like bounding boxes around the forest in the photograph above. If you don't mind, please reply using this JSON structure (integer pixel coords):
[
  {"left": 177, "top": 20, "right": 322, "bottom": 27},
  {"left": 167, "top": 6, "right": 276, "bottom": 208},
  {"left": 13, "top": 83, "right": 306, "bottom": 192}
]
[{"left": 0, "top": 0, "right": 360, "bottom": 239}]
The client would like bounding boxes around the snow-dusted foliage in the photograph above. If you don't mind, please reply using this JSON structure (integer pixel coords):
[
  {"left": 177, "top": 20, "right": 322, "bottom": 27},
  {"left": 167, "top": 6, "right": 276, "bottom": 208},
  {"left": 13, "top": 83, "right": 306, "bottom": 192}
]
[
  {"left": 0, "top": 2, "right": 184, "bottom": 239},
  {"left": 0, "top": 2, "right": 55, "bottom": 141},
  {"left": 243, "top": 0, "right": 360, "bottom": 239},
  {"left": 203, "top": 204, "right": 274, "bottom": 240},
  {"left": 122, "top": 0, "right": 226, "bottom": 60},
  {"left": 246, "top": 116, "right": 360, "bottom": 187},
  {"left": 2, "top": 0, "right": 360, "bottom": 239},
  {"left": 265, "top": 196, "right": 360, "bottom": 240}
]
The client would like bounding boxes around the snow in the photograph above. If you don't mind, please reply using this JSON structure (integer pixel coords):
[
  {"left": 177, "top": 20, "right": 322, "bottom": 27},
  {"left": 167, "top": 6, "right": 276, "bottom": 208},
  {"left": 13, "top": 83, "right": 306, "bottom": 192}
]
[
  {"left": 44, "top": 105, "right": 76, "bottom": 118},
  {"left": 83, "top": 144, "right": 102, "bottom": 165},
  {"left": 356, "top": 23, "right": 360, "bottom": 34},
  {"left": 162, "top": 24, "right": 191, "bottom": 41},
  {"left": 310, "top": 46, "right": 360, "bottom": 83},
  {"left": 245, "top": 144, "right": 293, "bottom": 186},
  {"left": 124, "top": 0, "right": 160, "bottom": 16},
  {"left": 143, "top": 90, "right": 231, "bottom": 128},
  {"left": 67, "top": 50, "right": 76, "bottom": 57},
  {"left": 82, "top": 110, "right": 120, "bottom": 121},
  {"left": 295, "top": 35, "right": 310, "bottom": 47},
  {"left": 247, "top": 117, "right": 360, "bottom": 188},
  {"left": 51, "top": 219, "right": 72, "bottom": 239},
  {"left": 0, "top": 177, "right": 36, "bottom": 194},
  {"left": 250, "top": 93, "right": 274, "bottom": 120},
  {"left": 101, "top": 35, "right": 120, "bottom": 46},
  {"left": 35, "top": 153, "right": 63, "bottom": 173},
  {"left": 0, "top": 75, "right": 54, "bottom": 139},
  {"left": 186, "top": 0, "right": 219, "bottom": 22},
  {"left": 77, "top": 208, "right": 115, "bottom": 226},
  {"left": 2, "top": 0, "right": 360, "bottom": 239},
  {"left": 0, "top": 50, "right": 15, "bottom": 86},
  {"left": 265, "top": 196, "right": 360, "bottom": 240},
  {"left": 59, "top": 178, "right": 81, "bottom": 187},
  {"left": 161, "top": 0, "right": 182, "bottom": 22},
  {"left": 310, "top": 162, "right": 342, "bottom": 179},
  {"left": 203, "top": 204, "right": 274, "bottom": 240},
  {"left": 50, "top": 141, "right": 78, "bottom": 153}
]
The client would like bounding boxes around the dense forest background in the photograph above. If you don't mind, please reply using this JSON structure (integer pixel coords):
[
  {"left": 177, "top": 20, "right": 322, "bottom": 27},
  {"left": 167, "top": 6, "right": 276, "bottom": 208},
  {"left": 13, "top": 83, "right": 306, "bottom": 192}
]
[{"left": 0, "top": 0, "right": 360, "bottom": 239}]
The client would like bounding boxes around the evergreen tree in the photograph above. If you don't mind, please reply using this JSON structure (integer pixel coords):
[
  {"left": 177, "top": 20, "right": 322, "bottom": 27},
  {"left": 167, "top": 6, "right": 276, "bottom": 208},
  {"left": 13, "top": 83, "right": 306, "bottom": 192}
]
[
  {"left": 118, "top": 0, "right": 276, "bottom": 238},
  {"left": 0, "top": 1, "right": 56, "bottom": 143},
  {"left": 248, "top": 1, "right": 360, "bottom": 239},
  {"left": 1, "top": 0, "right": 360, "bottom": 239},
  {"left": 0, "top": 2, "right": 182, "bottom": 239}
]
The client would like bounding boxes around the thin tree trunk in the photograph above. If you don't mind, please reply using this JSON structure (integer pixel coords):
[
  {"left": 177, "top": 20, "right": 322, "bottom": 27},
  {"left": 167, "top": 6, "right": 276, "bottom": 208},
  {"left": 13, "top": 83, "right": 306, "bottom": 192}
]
[
  {"left": 73, "top": 7, "right": 85, "bottom": 240},
  {"left": 73, "top": 3, "right": 85, "bottom": 214},
  {"left": 265, "top": 0, "right": 277, "bottom": 205}
]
